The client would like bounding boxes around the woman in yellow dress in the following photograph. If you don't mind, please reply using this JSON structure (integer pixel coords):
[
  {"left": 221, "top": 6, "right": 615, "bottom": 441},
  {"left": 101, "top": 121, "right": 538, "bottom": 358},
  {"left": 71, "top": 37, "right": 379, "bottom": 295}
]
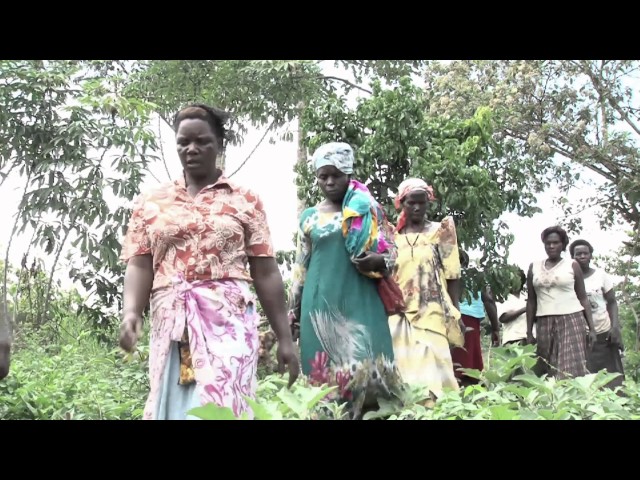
[{"left": 389, "top": 178, "right": 465, "bottom": 399}]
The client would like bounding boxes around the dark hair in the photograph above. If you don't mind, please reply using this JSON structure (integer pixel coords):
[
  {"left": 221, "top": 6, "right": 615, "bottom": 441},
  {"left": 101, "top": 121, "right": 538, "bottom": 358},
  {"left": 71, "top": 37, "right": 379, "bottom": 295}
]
[
  {"left": 173, "top": 103, "right": 230, "bottom": 150},
  {"left": 569, "top": 239, "right": 594, "bottom": 257},
  {"left": 459, "top": 249, "right": 469, "bottom": 268},
  {"left": 541, "top": 225, "right": 569, "bottom": 251}
]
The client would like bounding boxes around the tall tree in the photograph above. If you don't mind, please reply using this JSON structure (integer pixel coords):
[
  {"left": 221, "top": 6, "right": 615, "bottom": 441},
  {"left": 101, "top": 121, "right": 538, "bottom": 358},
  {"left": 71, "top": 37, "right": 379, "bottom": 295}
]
[
  {"left": 124, "top": 60, "right": 428, "bottom": 267},
  {"left": 297, "top": 78, "right": 539, "bottom": 300},
  {"left": 422, "top": 60, "right": 640, "bottom": 234},
  {"left": 0, "top": 60, "right": 158, "bottom": 332}
]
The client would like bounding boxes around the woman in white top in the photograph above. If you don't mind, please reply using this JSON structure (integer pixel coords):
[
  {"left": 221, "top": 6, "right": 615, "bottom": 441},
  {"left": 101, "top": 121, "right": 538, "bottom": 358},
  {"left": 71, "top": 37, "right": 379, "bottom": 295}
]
[
  {"left": 526, "top": 226, "right": 596, "bottom": 379},
  {"left": 498, "top": 269, "right": 531, "bottom": 346},
  {"left": 569, "top": 239, "right": 625, "bottom": 389}
]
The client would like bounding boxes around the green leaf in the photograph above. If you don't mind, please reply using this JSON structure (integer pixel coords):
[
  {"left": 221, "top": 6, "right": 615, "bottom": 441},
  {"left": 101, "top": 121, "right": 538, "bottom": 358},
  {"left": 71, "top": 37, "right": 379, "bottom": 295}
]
[
  {"left": 276, "top": 388, "right": 307, "bottom": 418},
  {"left": 187, "top": 403, "right": 240, "bottom": 420},
  {"left": 244, "top": 396, "right": 283, "bottom": 420},
  {"left": 300, "top": 385, "right": 337, "bottom": 411}
]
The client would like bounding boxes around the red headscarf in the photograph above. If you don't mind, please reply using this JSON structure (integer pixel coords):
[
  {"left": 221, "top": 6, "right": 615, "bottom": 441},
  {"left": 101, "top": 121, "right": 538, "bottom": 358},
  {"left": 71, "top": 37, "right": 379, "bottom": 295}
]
[{"left": 394, "top": 178, "right": 436, "bottom": 233}]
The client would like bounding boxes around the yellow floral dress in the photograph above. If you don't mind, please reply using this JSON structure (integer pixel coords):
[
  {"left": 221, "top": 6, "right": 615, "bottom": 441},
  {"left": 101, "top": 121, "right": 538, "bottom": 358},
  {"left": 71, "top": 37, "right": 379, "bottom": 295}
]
[{"left": 389, "top": 216, "right": 464, "bottom": 398}]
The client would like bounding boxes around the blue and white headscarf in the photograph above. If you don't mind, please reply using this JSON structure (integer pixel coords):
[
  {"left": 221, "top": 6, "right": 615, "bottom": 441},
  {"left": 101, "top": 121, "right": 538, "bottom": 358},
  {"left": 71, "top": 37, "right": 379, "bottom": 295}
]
[{"left": 311, "top": 142, "right": 354, "bottom": 174}]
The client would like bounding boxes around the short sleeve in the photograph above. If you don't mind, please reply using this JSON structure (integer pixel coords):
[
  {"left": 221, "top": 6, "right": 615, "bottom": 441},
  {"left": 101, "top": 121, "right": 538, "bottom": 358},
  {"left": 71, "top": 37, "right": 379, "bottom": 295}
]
[
  {"left": 496, "top": 298, "right": 510, "bottom": 320},
  {"left": 243, "top": 191, "right": 275, "bottom": 258},
  {"left": 437, "top": 216, "right": 461, "bottom": 280},
  {"left": 496, "top": 296, "right": 519, "bottom": 320},
  {"left": 602, "top": 270, "right": 614, "bottom": 294},
  {"left": 287, "top": 208, "right": 313, "bottom": 318},
  {"left": 120, "top": 194, "right": 152, "bottom": 263}
]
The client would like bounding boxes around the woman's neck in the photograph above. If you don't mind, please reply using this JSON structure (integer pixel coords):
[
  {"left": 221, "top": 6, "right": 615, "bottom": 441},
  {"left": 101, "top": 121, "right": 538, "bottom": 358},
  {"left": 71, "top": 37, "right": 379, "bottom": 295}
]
[
  {"left": 185, "top": 169, "right": 221, "bottom": 192},
  {"left": 320, "top": 198, "right": 343, "bottom": 212},
  {"left": 404, "top": 219, "right": 426, "bottom": 234},
  {"left": 582, "top": 264, "right": 595, "bottom": 276}
]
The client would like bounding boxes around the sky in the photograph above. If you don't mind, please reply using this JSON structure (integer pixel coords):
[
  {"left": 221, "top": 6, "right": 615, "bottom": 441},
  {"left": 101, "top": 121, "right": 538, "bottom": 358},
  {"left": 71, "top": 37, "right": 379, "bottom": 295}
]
[{"left": 0, "top": 61, "right": 632, "bottom": 295}]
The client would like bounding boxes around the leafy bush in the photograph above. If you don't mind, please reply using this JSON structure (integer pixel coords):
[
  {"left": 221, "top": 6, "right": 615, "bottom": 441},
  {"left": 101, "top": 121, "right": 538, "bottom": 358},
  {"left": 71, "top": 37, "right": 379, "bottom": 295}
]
[
  {"left": 191, "top": 343, "right": 640, "bottom": 421},
  {"left": 189, "top": 374, "right": 349, "bottom": 420},
  {"left": 0, "top": 326, "right": 147, "bottom": 420},
  {"left": 367, "top": 344, "right": 640, "bottom": 420},
  {"left": 4, "top": 320, "right": 639, "bottom": 420}
]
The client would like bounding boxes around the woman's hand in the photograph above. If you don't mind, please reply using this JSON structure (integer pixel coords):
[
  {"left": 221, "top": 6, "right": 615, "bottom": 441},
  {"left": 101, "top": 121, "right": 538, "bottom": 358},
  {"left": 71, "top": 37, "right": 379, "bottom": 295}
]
[
  {"left": 607, "top": 326, "right": 622, "bottom": 348},
  {"left": 276, "top": 339, "right": 300, "bottom": 388},
  {"left": 353, "top": 252, "right": 386, "bottom": 273},
  {"left": 119, "top": 313, "right": 143, "bottom": 353}
]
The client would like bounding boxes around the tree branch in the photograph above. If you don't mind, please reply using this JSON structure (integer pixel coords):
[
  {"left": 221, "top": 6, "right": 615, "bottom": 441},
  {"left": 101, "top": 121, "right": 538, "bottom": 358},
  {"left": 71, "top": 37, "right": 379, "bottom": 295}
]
[
  {"left": 0, "top": 163, "right": 18, "bottom": 189},
  {"left": 579, "top": 60, "right": 640, "bottom": 138},
  {"left": 504, "top": 126, "right": 617, "bottom": 182},
  {"left": 319, "top": 75, "right": 373, "bottom": 95},
  {"left": 157, "top": 115, "right": 173, "bottom": 181},
  {"left": 562, "top": 197, "right": 610, "bottom": 219},
  {"left": 228, "top": 119, "right": 277, "bottom": 178}
]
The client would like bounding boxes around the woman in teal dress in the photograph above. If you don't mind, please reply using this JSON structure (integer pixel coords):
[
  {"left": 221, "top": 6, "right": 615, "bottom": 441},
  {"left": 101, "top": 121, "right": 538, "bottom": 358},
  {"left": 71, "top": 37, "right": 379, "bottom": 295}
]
[{"left": 287, "top": 142, "right": 404, "bottom": 419}]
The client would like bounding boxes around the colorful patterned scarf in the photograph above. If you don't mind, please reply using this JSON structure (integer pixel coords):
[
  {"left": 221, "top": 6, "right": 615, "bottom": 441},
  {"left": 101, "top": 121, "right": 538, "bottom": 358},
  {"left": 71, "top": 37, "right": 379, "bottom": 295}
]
[
  {"left": 310, "top": 142, "right": 389, "bottom": 279},
  {"left": 342, "top": 179, "right": 390, "bottom": 279}
]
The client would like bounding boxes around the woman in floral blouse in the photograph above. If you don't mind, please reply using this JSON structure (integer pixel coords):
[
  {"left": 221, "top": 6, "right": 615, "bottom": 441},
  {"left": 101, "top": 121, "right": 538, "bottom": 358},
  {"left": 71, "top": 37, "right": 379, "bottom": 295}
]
[{"left": 119, "top": 104, "right": 299, "bottom": 420}]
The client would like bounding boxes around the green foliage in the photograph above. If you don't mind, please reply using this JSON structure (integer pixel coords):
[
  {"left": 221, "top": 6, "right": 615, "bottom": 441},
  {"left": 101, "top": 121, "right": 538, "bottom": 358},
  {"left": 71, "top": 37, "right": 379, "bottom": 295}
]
[
  {"left": 124, "top": 60, "right": 429, "bottom": 148},
  {"left": 124, "top": 60, "right": 321, "bottom": 145},
  {"left": 0, "top": 324, "right": 147, "bottom": 420},
  {"left": 0, "top": 255, "right": 149, "bottom": 419},
  {"left": 370, "top": 344, "right": 640, "bottom": 420},
  {"left": 188, "top": 374, "right": 348, "bottom": 420},
  {"left": 298, "top": 77, "right": 537, "bottom": 300},
  {"left": 423, "top": 60, "right": 640, "bottom": 232},
  {"left": 187, "top": 344, "right": 640, "bottom": 421},
  {"left": 193, "top": 384, "right": 359, "bottom": 421},
  {"left": 0, "top": 60, "right": 159, "bottom": 329}
]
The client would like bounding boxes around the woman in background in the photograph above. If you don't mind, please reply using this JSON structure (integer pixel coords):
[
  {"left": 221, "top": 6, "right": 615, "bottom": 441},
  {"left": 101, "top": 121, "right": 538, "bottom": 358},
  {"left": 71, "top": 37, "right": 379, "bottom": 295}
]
[
  {"left": 526, "top": 226, "right": 596, "bottom": 379},
  {"left": 570, "top": 238, "right": 625, "bottom": 389},
  {"left": 388, "top": 178, "right": 463, "bottom": 399}
]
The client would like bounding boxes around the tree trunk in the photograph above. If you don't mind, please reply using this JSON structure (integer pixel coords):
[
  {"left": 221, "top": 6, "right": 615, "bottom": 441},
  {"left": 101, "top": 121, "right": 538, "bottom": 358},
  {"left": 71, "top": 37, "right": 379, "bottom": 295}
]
[
  {"left": 295, "top": 101, "right": 308, "bottom": 218},
  {"left": 0, "top": 294, "right": 10, "bottom": 379}
]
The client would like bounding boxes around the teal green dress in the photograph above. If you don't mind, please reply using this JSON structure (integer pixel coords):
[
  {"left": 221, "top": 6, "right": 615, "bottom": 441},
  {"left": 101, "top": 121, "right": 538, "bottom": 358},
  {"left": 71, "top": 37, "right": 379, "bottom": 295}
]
[{"left": 288, "top": 207, "right": 404, "bottom": 418}]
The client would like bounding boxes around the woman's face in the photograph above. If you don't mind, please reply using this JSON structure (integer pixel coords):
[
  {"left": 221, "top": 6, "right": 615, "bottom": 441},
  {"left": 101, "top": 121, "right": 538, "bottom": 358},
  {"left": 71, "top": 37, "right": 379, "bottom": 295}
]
[
  {"left": 572, "top": 244, "right": 592, "bottom": 268},
  {"left": 402, "top": 190, "right": 429, "bottom": 224},
  {"left": 176, "top": 118, "right": 219, "bottom": 177},
  {"left": 316, "top": 165, "right": 350, "bottom": 203},
  {"left": 544, "top": 232, "right": 564, "bottom": 259}
]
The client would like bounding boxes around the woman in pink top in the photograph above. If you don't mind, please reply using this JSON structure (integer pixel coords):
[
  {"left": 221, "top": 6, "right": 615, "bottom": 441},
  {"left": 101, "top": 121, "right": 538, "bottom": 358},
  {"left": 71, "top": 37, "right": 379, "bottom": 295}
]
[
  {"left": 526, "top": 226, "right": 596, "bottom": 379},
  {"left": 118, "top": 104, "right": 299, "bottom": 419}
]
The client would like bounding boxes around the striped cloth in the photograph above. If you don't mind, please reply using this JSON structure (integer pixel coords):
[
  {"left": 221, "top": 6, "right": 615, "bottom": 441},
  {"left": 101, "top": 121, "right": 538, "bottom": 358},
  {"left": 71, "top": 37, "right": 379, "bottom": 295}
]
[{"left": 535, "top": 311, "right": 589, "bottom": 379}]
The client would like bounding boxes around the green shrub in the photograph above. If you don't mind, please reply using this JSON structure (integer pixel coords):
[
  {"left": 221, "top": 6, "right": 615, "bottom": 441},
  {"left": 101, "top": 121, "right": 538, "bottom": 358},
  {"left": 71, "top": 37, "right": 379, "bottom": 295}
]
[
  {"left": 367, "top": 344, "right": 640, "bottom": 420},
  {"left": 190, "top": 343, "right": 640, "bottom": 421},
  {"left": 0, "top": 326, "right": 147, "bottom": 420}
]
